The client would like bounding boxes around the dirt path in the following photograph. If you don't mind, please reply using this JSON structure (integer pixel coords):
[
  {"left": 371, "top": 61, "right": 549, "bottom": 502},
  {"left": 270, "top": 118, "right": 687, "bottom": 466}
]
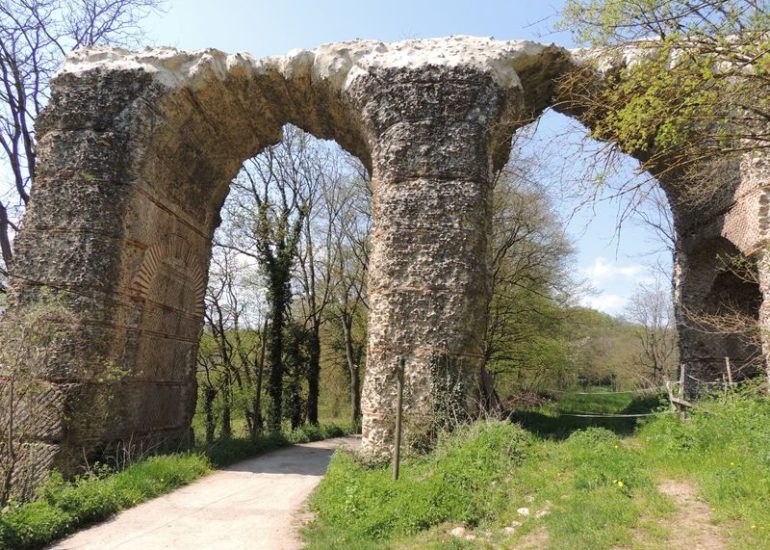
[
  {"left": 657, "top": 479, "right": 727, "bottom": 550},
  {"left": 50, "top": 436, "right": 359, "bottom": 550}
]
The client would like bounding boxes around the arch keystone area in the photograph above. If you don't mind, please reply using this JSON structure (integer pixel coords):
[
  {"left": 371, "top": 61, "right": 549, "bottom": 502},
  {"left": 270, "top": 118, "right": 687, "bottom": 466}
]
[{"left": 2, "top": 36, "right": 768, "bottom": 476}]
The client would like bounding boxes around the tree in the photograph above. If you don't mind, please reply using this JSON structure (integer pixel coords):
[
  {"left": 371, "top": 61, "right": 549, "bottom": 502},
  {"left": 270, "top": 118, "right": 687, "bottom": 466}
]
[
  {"left": 220, "top": 134, "right": 307, "bottom": 433},
  {"left": 327, "top": 166, "right": 370, "bottom": 430},
  {"left": 292, "top": 131, "right": 351, "bottom": 426},
  {"left": 624, "top": 278, "right": 678, "bottom": 384},
  {"left": 197, "top": 246, "right": 263, "bottom": 442},
  {"left": 558, "top": 0, "right": 770, "bottom": 211},
  {"left": 0, "top": 0, "right": 165, "bottom": 280},
  {"left": 481, "top": 146, "right": 577, "bottom": 404}
]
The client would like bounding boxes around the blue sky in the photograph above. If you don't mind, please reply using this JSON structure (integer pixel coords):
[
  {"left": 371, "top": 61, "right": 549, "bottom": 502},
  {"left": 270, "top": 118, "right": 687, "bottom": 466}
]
[{"left": 143, "top": 0, "right": 672, "bottom": 315}]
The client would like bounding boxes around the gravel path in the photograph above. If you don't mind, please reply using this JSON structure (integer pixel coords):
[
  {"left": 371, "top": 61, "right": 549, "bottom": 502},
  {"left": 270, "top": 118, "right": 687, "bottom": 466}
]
[{"left": 50, "top": 436, "right": 359, "bottom": 550}]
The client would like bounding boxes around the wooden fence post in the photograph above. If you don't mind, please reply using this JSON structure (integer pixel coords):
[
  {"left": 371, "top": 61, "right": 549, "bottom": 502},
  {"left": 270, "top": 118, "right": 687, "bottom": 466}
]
[
  {"left": 393, "top": 356, "right": 405, "bottom": 481},
  {"left": 725, "top": 357, "right": 734, "bottom": 388}
]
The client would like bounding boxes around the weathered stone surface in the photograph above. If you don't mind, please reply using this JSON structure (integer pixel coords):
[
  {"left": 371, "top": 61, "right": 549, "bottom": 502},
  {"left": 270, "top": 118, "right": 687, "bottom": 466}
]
[{"left": 2, "top": 35, "right": 767, "bottom": 475}]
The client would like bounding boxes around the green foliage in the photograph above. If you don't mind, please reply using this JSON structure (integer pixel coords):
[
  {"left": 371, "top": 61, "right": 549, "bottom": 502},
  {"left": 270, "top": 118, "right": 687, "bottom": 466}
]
[
  {"left": 560, "top": 0, "right": 770, "bottom": 47},
  {"left": 0, "top": 454, "right": 210, "bottom": 550},
  {"left": 492, "top": 304, "right": 646, "bottom": 401},
  {"left": 557, "top": 0, "right": 770, "bottom": 210},
  {"left": 307, "top": 392, "right": 770, "bottom": 548},
  {"left": 587, "top": 46, "right": 722, "bottom": 159},
  {"left": 306, "top": 422, "right": 531, "bottom": 547}
]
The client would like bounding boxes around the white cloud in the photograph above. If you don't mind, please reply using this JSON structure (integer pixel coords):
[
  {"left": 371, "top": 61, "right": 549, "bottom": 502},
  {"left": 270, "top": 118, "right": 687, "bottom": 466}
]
[
  {"left": 583, "top": 256, "right": 654, "bottom": 285},
  {"left": 579, "top": 293, "right": 629, "bottom": 315}
]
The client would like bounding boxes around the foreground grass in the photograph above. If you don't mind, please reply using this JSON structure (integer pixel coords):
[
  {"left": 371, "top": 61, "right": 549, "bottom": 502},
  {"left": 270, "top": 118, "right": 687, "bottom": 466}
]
[
  {"left": 305, "top": 389, "right": 770, "bottom": 549},
  {"left": 0, "top": 422, "right": 348, "bottom": 550},
  {"left": 0, "top": 454, "right": 210, "bottom": 550}
]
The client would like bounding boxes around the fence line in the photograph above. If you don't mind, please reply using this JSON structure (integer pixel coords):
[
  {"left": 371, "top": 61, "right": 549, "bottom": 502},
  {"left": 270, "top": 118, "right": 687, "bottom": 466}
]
[
  {"left": 540, "top": 385, "right": 669, "bottom": 396},
  {"left": 553, "top": 410, "right": 673, "bottom": 418}
]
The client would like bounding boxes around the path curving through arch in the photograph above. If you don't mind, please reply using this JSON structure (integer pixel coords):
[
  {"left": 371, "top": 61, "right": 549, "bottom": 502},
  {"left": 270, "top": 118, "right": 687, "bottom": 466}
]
[{"left": 50, "top": 436, "right": 359, "bottom": 550}]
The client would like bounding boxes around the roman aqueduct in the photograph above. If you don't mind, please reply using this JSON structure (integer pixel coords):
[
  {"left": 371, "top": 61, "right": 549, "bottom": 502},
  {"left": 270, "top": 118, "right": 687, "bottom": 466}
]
[{"left": 3, "top": 36, "right": 768, "bottom": 474}]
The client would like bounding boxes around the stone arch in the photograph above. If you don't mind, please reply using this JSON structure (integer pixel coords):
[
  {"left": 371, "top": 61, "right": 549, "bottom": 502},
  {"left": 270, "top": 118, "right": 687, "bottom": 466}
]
[
  {"left": 548, "top": 62, "right": 770, "bottom": 395},
  {"left": 5, "top": 36, "right": 768, "bottom": 477},
  {"left": 7, "top": 38, "right": 573, "bottom": 472}
]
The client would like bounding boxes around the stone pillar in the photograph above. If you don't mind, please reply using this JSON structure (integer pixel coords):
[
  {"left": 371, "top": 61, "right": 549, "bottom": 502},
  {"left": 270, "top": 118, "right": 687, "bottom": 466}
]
[
  {"left": 3, "top": 69, "right": 169, "bottom": 476},
  {"left": 3, "top": 69, "right": 214, "bottom": 476},
  {"left": 349, "top": 66, "right": 512, "bottom": 454},
  {"left": 674, "top": 236, "right": 763, "bottom": 396},
  {"left": 757, "top": 253, "right": 770, "bottom": 388}
]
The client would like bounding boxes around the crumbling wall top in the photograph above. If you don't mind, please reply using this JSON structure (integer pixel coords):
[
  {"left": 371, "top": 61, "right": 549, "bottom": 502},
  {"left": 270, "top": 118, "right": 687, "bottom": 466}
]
[{"left": 60, "top": 36, "right": 559, "bottom": 92}]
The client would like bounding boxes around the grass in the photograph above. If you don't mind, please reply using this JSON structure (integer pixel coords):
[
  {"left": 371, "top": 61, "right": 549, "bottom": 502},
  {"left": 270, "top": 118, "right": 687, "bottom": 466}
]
[
  {"left": 0, "top": 421, "right": 349, "bottom": 550},
  {"left": 0, "top": 454, "right": 210, "bottom": 550},
  {"left": 304, "top": 386, "right": 770, "bottom": 549},
  {"left": 305, "top": 421, "right": 532, "bottom": 549},
  {"left": 512, "top": 391, "right": 665, "bottom": 438}
]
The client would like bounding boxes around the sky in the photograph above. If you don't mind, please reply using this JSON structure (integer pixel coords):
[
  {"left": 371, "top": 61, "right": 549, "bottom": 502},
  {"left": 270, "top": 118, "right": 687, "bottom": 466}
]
[{"left": 141, "top": 0, "right": 672, "bottom": 316}]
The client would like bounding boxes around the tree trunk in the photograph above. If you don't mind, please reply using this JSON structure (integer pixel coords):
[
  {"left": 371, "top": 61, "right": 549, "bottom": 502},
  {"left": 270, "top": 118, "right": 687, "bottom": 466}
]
[
  {"left": 221, "top": 377, "right": 232, "bottom": 439},
  {"left": 250, "top": 321, "right": 268, "bottom": 438},
  {"left": 267, "top": 282, "right": 286, "bottom": 433},
  {"left": 288, "top": 372, "right": 303, "bottom": 430},
  {"left": 342, "top": 314, "right": 361, "bottom": 432},
  {"left": 479, "top": 365, "right": 501, "bottom": 416},
  {"left": 203, "top": 386, "right": 217, "bottom": 445},
  {"left": 306, "top": 322, "right": 321, "bottom": 425}
]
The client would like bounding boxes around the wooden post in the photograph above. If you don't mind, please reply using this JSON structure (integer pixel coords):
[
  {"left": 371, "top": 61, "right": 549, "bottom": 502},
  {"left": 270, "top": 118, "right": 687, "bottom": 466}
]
[
  {"left": 722, "top": 374, "right": 728, "bottom": 403},
  {"left": 678, "top": 363, "right": 686, "bottom": 398},
  {"left": 393, "top": 356, "right": 405, "bottom": 481},
  {"left": 665, "top": 380, "right": 677, "bottom": 414},
  {"left": 725, "top": 357, "right": 734, "bottom": 388}
]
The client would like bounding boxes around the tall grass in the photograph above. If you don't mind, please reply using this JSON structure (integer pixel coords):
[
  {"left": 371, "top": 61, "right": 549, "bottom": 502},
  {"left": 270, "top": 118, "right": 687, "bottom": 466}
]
[
  {"left": 305, "top": 389, "right": 770, "bottom": 549},
  {"left": 306, "top": 421, "right": 531, "bottom": 548}
]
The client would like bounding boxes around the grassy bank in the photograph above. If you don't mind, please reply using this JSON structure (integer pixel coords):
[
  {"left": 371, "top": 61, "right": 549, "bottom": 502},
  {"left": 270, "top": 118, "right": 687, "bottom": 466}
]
[
  {"left": 305, "top": 388, "right": 770, "bottom": 549},
  {"left": 0, "top": 422, "right": 348, "bottom": 550}
]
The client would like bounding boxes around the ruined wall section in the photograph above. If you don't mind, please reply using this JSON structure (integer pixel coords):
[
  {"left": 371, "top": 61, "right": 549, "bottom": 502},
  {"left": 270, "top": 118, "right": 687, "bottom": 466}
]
[
  {"left": 9, "top": 45, "right": 377, "bottom": 472},
  {"left": 2, "top": 37, "right": 593, "bottom": 473},
  {"left": 341, "top": 43, "right": 571, "bottom": 454},
  {"left": 10, "top": 68, "right": 172, "bottom": 472}
]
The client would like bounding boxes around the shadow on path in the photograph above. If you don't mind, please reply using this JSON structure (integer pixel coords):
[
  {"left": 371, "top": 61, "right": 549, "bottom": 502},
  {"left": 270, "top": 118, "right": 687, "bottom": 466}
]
[{"left": 225, "top": 444, "right": 336, "bottom": 476}]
